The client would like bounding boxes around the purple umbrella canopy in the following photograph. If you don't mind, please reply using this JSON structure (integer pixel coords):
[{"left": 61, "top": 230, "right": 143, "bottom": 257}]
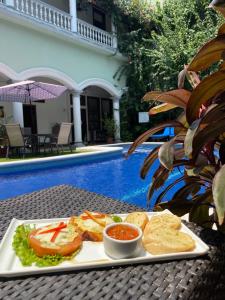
[{"left": 0, "top": 80, "right": 67, "bottom": 103}]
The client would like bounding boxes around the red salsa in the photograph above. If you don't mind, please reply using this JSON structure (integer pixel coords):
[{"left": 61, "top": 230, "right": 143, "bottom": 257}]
[{"left": 107, "top": 224, "right": 139, "bottom": 241}]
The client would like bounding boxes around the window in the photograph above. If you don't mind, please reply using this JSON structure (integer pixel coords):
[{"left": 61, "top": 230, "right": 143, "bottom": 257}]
[{"left": 93, "top": 7, "right": 106, "bottom": 30}]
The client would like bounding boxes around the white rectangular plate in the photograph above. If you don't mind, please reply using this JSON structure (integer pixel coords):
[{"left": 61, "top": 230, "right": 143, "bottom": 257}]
[{"left": 0, "top": 210, "right": 209, "bottom": 277}]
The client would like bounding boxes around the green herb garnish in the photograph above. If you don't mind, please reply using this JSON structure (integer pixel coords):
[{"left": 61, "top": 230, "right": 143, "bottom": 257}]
[
  {"left": 111, "top": 215, "right": 122, "bottom": 223},
  {"left": 12, "top": 224, "right": 79, "bottom": 267}
]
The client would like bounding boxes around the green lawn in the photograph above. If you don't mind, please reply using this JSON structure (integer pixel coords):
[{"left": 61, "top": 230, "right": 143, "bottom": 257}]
[{"left": 0, "top": 148, "right": 94, "bottom": 163}]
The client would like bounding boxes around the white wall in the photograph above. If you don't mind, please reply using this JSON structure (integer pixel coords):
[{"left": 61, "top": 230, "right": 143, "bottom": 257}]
[{"left": 35, "top": 92, "right": 70, "bottom": 133}]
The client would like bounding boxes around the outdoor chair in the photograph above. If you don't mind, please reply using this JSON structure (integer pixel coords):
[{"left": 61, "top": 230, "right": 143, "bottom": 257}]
[
  {"left": 151, "top": 127, "right": 170, "bottom": 141},
  {"left": 151, "top": 127, "right": 175, "bottom": 141},
  {"left": 5, "top": 123, "right": 31, "bottom": 157},
  {"left": 46, "top": 122, "right": 73, "bottom": 153}
]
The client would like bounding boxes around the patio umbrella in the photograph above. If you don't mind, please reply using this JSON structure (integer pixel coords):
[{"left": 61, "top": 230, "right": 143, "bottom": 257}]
[
  {"left": 0, "top": 80, "right": 67, "bottom": 103},
  {"left": 0, "top": 80, "right": 67, "bottom": 132}
]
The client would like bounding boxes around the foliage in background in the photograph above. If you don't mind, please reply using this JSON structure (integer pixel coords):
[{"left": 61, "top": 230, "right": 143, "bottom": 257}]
[
  {"left": 127, "top": 0, "right": 225, "bottom": 232},
  {"left": 104, "top": 0, "right": 222, "bottom": 140}
]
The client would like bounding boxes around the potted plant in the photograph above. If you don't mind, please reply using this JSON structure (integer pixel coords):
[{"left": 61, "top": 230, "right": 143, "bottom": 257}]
[
  {"left": 127, "top": 0, "right": 225, "bottom": 232},
  {"left": 103, "top": 117, "right": 117, "bottom": 144}
]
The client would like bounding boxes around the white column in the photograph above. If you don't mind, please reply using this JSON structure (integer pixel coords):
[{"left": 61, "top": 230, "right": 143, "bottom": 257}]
[
  {"left": 13, "top": 102, "right": 24, "bottom": 127},
  {"left": 5, "top": 0, "right": 14, "bottom": 7},
  {"left": 112, "top": 96, "right": 121, "bottom": 142},
  {"left": 69, "top": 0, "right": 77, "bottom": 32},
  {"left": 72, "top": 91, "right": 83, "bottom": 147}
]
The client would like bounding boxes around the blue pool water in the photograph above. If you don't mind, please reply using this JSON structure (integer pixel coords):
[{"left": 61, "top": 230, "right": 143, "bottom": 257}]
[{"left": 0, "top": 145, "right": 182, "bottom": 208}]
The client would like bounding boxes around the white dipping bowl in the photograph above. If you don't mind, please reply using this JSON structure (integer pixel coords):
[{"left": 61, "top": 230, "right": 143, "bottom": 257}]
[{"left": 103, "top": 222, "right": 143, "bottom": 259}]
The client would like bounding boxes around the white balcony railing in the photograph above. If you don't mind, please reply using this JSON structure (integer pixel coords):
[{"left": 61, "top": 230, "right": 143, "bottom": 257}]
[
  {"left": 13, "top": 0, "right": 72, "bottom": 31},
  {"left": 77, "top": 19, "right": 114, "bottom": 48},
  {"left": 2, "top": 0, "right": 116, "bottom": 49}
]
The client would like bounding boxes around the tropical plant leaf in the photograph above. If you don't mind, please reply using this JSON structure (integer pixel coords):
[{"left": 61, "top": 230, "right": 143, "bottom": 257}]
[
  {"left": 147, "top": 166, "right": 170, "bottom": 206},
  {"left": 209, "top": 0, "right": 225, "bottom": 18},
  {"left": 126, "top": 121, "right": 184, "bottom": 156},
  {"left": 154, "top": 198, "right": 194, "bottom": 216},
  {"left": 155, "top": 175, "right": 186, "bottom": 205},
  {"left": 143, "top": 89, "right": 191, "bottom": 108},
  {"left": 172, "top": 181, "right": 205, "bottom": 202},
  {"left": 192, "top": 118, "right": 225, "bottom": 161},
  {"left": 178, "top": 65, "right": 201, "bottom": 89},
  {"left": 189, "top": 194, "right": 214, "bottom": 228},
  {"left": 199, "top": 165, "right": 217, "bottom": 182},
  {"left": 147, "top": 160, "right": 192, "bottom": 207},
  {"left": 218, "top": 23, "right": 225, "bottom": 35},
  {"left": 140, "top": 146, "right": 160, "bottom": 179},
  {"left": 174, "top": 148, "right": 185, "bottom": 160},
  {"left": 178, "top": 68, "right": 186, "bottom": 89},
  {"left": 212, "top": 165, "right": 225, "bottom": 225},
  {"left": 201, "top": 103, "right": 225, "bottom": 125},
  {"left": 188, "top": 36, "right": 225, "bottom": 72},
  {"left": 149, "top": 103, "right": 177, "bottom": 115},
  {"left": 186, "top": 70, "right": 225, "bottom": 124},
  {"left": 158, "top": 139, "right": 175, "bottom": 170},
  {"left": 176, "top": 112, "right": 188, "bottom": 131},
  {"left": 184, "top": 119, "right": 201, "bottom": 158}
]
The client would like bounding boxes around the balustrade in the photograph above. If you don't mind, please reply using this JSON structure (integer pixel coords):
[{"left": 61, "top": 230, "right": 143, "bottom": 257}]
[
  {"left": 1, "top": 0, "right": 116, "bottom": 49},
  {"left": 77, "top": 19, "right": 114, "bottom": 48},
  {"left": 13, "top": 0, "right": 72, "bottom": 31}
]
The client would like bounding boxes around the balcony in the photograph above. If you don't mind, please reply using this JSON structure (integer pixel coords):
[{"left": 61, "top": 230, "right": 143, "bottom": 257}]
[{"left": 1, "top": 0, "right": 116, "bottom": 50}]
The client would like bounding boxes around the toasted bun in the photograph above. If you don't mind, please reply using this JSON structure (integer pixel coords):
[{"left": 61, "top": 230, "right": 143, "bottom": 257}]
[
  {"left": 125, "top": 212, "right": 149, "bottom": 230},
  {"left": 143, "top": 227, "right": 195, "bottom": 255},
  {"left": 69, "top": 212, "right": 113, "bottom": 242},
  {"left": 145, "top": 214, "right": 181, "bottom": 233},
  {"left": 28, "top": 224, "right": 82, "bottom": 257}
]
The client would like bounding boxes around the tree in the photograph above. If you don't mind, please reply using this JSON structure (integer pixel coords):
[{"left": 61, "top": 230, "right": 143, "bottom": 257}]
[{"left": 106, "top": 0, "right": 222, "bottom": 140}]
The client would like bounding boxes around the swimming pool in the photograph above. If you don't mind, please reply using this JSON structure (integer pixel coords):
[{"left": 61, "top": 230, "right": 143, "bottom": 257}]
[{"left": 0, "top": 144, "right": 182, "bottom": 208}]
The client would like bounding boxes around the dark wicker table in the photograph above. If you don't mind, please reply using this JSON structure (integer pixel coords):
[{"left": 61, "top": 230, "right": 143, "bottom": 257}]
[{"left": 0, "top": 185, "right": 225, "bottom": 300}]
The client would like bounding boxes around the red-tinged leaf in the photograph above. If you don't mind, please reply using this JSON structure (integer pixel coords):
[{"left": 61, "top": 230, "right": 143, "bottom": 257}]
[
  {"left": 178, "top": 68, "right": 186, "bottom": 89},
  {"left": 178, "top": 65, "right": 201, "bottom": 89},
  {"left": 174, "top": 148, "right": 185, "bottom": 160},
  {"left": 213, "top": 165, "right": 225, "bottom": 225},
  {"left": 218, "top": 23, "right": 225, "bottom": 35},
  {"left": 192, "top": 118, "right": 225, "bottom": 161},
  {"left": 209, "top": 0, "right": 225, "bottom": 17},
  {"left": 147, "top": 160, "right": 192, "bottom": 207},
  {"left": 155, "top": 175, "right": 186, "bottom": 205},
  {"left": 172, "top": 182, "right": 203, "bottom": 202},
  {"left": 201, "top": 103, "right": 225, "bottom": 125},
  {"left": 140, "top": 146, "right": 160, "bottom": 179},
  {"left": 147, "top": 166, "right": 170, "bottom": 206},
  {"left": 149, "top": 103, "right": 177, "bottom": 115},
  {"left": 188, "top": 36, "right": 225, "bottom": 72},
  {"left": 184, "top": 119, "right": 201, "bottom": 158},
  {"left": 143, "top": 89, "right": 191, "bottom": 108},
  {"left": 186, "top": 70, "right": 225, "bottom": 124},
  {"left": 158, "top": 139, "right": 175, "bottom": 170},
  {"left": 126, "top": 121, "right": 184, "bottom": 157},
  {"left": 199, "top": 165, "right": 217, "bottom": 182}
]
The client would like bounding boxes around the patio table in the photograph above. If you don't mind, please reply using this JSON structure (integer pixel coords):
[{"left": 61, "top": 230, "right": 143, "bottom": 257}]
[
  {"left": 24, "top": 133, "right": 52, "bottom": 153},
  {"left": 0, "top": 185, "right": 225, "bottom": 300}
]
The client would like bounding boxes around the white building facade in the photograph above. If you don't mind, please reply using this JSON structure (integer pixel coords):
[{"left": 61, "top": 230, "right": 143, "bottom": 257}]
[{"left": 0, "top": 0, "right": 126, "bottom": 145}]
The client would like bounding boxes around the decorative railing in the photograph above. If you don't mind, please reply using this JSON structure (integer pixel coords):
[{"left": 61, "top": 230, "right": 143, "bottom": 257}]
[
  {"left": 1, "top": 0, "right": 117, "bottom": 49},
  {"left": 77, "top": 19, "right": 114, "bottom": 48},
  {"left": 13, "top": 0, "right": 72, "bottom": 31}
]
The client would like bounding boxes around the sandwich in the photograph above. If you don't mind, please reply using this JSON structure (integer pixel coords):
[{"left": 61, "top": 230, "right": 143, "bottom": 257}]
[
  {"left": 69, "top": 210, "right": 114, "bottom": 241},
  {"left": 28, "top": 222, "right": 82, "bottom": 257}
]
